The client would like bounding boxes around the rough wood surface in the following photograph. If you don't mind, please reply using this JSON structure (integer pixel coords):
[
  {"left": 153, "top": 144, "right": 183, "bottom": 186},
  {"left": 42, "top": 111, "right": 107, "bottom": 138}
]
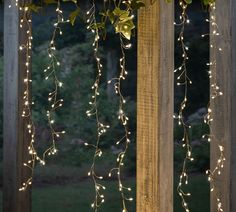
[
  {"left": 210, "top": 0, "right": 236, "bottom": 211},
  {"left": 137, "top": 0, "right": 174, "bottom": 211},
  {"left": 3, "top": 1, "right": 32, "bottom": 212}
]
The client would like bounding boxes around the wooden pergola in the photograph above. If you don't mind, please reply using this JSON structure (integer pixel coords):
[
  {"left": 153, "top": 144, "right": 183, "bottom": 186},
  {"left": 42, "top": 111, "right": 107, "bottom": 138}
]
[{"left": 2, "top": 0, "right": 236, "bottom": 211}]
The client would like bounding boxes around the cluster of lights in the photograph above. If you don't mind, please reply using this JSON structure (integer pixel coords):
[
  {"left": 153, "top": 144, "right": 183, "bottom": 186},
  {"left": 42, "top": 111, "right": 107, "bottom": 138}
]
[
  {"left": 202, "top": 3, "right": 225, "bottom": 211},
  {"left": 8, "top": 2, "right": 226, "bottom": 212},
  {"left": 85, "top": 2, "right": 110, "bottom": 210},
  {"left": 42, "top": 0, "right": 67, "bottom": 162},
  {"left": 8, "top": 0, "right": 18, "bottom": 8},
  {"left": 15, "top": 1, "right": 67, "bottom": 191},
  {"left": 174, "top": 1, "right": 193, "bottom": 211},
  {"left": 108, "top": 35, "right": 133, "bottom": 212},
  {"left": 18, "top": 5, "right": 41, "bottom": 192}
]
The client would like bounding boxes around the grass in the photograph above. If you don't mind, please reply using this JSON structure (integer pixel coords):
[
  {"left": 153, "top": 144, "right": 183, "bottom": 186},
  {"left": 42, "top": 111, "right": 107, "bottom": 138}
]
[
  {"left": 32, "top": 179, "right": 136, "bottom": 212},
  {"left": 0, "top": 145, "right": 210, "bottom": 212},
  {"left": 0, "top": 174, "right": 209, "bottom": 212}
]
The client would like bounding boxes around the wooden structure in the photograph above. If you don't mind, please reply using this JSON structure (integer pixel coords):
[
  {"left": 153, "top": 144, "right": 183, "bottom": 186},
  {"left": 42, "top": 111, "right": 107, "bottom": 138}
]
[
  {"left": 3, "top": 1, "right": 31, "bottom": 212},
  {"left": 2, "top": 0, "right": 236, "bottom": 212},
  {"left": 137, "top": 0, "right": 174, "bottom": 211},
  {"left": 210, "top": 0, "right": 236, "bottom": 211}
]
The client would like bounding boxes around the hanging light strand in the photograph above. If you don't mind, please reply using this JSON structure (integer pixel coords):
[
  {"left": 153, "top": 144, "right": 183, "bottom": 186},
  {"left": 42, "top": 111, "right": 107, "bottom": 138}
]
[
  {"left": 8, "top": 0, "right": 19, "bottom": 8},
  {"left": 18, "top": 4, "right": 38, "bottom": 191},
  {"left": 85, "top": 1, "right": 110, "bottom": 210},
  {"left": 107, "top": 35, "right": 133, "bottom": 212},
  {"left": 43, "top": 0, "right": 68, "bottom": 162},
  {"left": 18, "top": 1, "right": 68, "bottom": 191},
  {"left": 202, "top": 3, "right": 225, "bottom": 211},
  {"left": 174, "top": 1, "right": 193, "bottom": 211}
]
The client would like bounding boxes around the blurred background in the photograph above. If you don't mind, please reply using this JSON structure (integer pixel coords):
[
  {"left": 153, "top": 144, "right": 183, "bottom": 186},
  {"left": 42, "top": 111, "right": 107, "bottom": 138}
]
[{"left": 0, "top": 1, "right": 211, "bottom": 211}]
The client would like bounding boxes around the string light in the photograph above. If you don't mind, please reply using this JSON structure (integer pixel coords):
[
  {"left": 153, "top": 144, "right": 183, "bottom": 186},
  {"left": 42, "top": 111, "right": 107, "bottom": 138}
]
[
  {"left": 8, "top": 0, "right": 18, "bottom": 8},
  {"left": 18, "top": 1, "right": 67, "bottom": 191},
  {"left": 174, "top": 1, "right": 193, "bottom": 211},
  {"left": 108, "top": 35, "right": 133, "bottom": 212},
  {"left": 106, "top": 0, "right": 135, "bottom": 208},
  {"left": 42, "top": 0, "right": 68, "bottom": 162},
  {"left": 202, "top": 3, "right": 225, "bottom": 211},
  {"left": 18, "top": 4, "right": 38, "bottom": 191},
  {"left": 11, "top": 2, "right": 225, "bottom": 212},
  {"left": 85, "top": 1, "right": 110, "bottom": 210}
]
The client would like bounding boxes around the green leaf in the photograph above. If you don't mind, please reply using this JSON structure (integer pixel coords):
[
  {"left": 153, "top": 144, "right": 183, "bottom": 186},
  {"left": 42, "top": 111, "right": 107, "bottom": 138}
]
[
  {"left": 115, "top": 19, "right": 135, "bottom": 40},
  {"left": 184, "top": 0, "right": 192, "bottom": 4},
  {"left": 89, "top": 22, "right": 105, "bottom": 30},
  {"left": 113, "top": 7, "right": 130, "bottom": 21},
  {"left": 111, "top": 7, "right": 135, "bottom": 40},
  {"left": 107, "top": 11, "right": 115, "bottom": 24},
  {"left": 69, "top": 8, "right": 80, "bottom": 26},
  {"left": 130, "top": 0, "right": 145, "bottom": 10},
  {"left": 62, "top": 0, "right": 77, "bottom": 3},
  {"left": 202, "top": 0, "right": 215, "bottom": 5}
]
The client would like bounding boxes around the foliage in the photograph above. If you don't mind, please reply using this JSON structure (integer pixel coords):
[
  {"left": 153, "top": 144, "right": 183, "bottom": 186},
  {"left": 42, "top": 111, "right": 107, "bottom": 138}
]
[{"left": 24, "top": 0, "right": 216, "bottom": 45}]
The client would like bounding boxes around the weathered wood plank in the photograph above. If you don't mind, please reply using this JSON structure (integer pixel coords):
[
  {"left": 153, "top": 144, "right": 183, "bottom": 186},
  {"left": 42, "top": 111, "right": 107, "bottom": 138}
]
[
  {"left": 210, "top": 0, "right": 236, "bottom": 211},
  {"left": 137, "top": 0, "right": 174, "bottom": 211},
  {"left": 3, "top": 1, "right": 31, "bottom": 212}
]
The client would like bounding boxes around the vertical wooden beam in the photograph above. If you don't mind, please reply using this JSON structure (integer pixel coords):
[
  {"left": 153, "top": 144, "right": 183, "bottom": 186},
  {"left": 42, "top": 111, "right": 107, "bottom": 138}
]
[
  {"left": 137, "top": 0, "right": 174, "bottom": 211},
  {"left": 210, "top": 0, "right": 236, "bottom": 211},
  {"left": 3, "top": 1, "right": 31, "bottom": 212}
]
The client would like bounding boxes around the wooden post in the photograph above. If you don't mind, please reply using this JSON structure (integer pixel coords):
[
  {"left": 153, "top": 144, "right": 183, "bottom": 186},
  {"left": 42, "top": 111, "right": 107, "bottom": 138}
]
[
  {"left": 137, "top": 0, "right": 174, "bottom": 211},
  {"left": 3, "top": 1, "right": 32, "bottom": 212},
  {"left": 210, "top": 0, "right": 236, "bottom": 211}
]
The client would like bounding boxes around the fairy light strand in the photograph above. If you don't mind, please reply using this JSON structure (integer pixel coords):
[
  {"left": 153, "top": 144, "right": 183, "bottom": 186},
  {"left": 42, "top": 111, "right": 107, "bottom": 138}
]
[
  {"left": 85, "top": 2, "right": 110, "bottom": 210},
  {"left": 107, "top": 35, "right": 133, "bottom": 212},
  {"left": 18, "top": 1, "right": 67, "bottom": 191},
  {"left": 8, "top": 0, "right": 19, "bottom": 8},
  {"left": 18, "top": 4, "right": 38, "bottom": 191},
  {"left": 43, "top": 0, "right": 67, "bottom": 162},
  {"left": 174, "top": 1, "right": 193, "bottom": 211},
  {"left": 202, "top": 3, "right": 225, "bottom": 211}
]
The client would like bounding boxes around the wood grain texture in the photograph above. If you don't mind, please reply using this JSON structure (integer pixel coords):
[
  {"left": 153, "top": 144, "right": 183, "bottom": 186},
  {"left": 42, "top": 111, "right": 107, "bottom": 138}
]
[
  {"left": 210, "top": 0, "right": 236, "bottom": 211},
  {"left": 137, "top": 0, "right": 174, "bottom": 211},
  {"left": 3, "top": 1, "right": 32, "bottom": 212}
]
